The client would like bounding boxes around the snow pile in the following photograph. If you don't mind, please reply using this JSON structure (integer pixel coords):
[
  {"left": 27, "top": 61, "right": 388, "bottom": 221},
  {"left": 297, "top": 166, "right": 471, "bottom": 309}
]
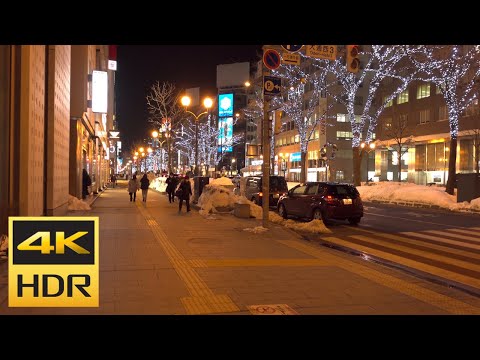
[
  {"left": 284, "top": 219, "right": 332, "bottom": 234},
  {"left": 210, "top": 177, "right": 234, "bottom": 186},
  {"left": 357, "top": 182, "right": 480, "bottom": 212},
  {"left": 198, "top": 183, "right": 245, "bottom": 215},
  {"left": 150, "top": 176, "right": 167, "bottom": 192},
  {"left": 243, "top": 226, "right": 269, "bottom": 234},
  {"left": 269, "top": 211, "right": 286, "bottom": 224},
  {"left": 267, "top": 211, "right": 331, "bottom": 233},
  {"left": 68, "top": 195, "right": 91, "bottom": 211},
  {"left": 471, "top": 197, "right": 480, "bottom": 211}
]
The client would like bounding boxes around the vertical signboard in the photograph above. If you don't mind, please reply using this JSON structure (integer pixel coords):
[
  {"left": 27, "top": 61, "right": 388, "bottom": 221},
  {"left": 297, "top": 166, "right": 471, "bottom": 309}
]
[
  {"left": 218, "top": 93, "right": 234, "bottom": 152},
  {"left": 92, "top": 70, "right": 108, "bottom": 113}
]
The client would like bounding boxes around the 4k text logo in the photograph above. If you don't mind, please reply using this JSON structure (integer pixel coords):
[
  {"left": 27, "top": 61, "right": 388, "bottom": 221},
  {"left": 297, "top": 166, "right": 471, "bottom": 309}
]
[{"left": 9, "top": 217, "right": 99, "bottom": 307}]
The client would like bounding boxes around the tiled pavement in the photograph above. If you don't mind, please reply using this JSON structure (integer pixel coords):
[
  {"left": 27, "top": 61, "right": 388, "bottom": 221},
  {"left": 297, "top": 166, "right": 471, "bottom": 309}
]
[{"left": 2, "top": 181, "right": 480, "bottom": 315}]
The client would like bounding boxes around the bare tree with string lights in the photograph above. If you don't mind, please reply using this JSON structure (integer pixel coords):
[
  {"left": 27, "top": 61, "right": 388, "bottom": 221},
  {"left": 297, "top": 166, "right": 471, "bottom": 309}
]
[
  {"left": 303, "top": 45, "right": 417, "bottom": 186},
  {"left": 270, "top": 59, "right": 334, "bottom": 183},
  {"left": 146, "top": 81, "right": 184, "bottom": 173},
  {"left": 406, "top": 45, "right": 480, "bottom": 194},
  {"left": 175, "top": 114, "right": 243, "bottom": 175}
]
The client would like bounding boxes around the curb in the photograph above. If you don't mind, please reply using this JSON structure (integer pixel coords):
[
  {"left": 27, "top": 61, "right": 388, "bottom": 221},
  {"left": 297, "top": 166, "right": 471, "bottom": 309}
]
[
  {"left": 310, "top": 236, "right": 480, "bottom": 298},
  {"left": 366, "top": 199, "right": 480, "bottom": 214}
]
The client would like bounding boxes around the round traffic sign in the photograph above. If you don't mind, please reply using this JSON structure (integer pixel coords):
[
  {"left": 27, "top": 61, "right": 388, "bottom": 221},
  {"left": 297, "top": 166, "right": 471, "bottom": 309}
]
[
  {"left": 263, "top": 49, "right": 281, "bottom": 71},
  {"left": 281, "top": 45, "right": 303, "bottom": 53}
]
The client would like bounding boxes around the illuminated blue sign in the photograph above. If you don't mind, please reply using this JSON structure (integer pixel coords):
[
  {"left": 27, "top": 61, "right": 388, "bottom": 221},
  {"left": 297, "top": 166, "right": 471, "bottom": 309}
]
[
  {"left": 290, "top": 152, "right": 301, "bottom": 162},
  {"left": 218, "top": 93, "right": 233, "bottom": 117},
  {"left": 218, "top": 117, "right": 233, "bottom": 153}
]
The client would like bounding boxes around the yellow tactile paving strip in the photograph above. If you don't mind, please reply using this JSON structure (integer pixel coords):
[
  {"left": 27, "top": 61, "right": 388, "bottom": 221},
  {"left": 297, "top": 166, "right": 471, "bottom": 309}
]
[
  {"left": 193, "top": 258, "right": 329, "bottom": 267},
  {"left": 137, "top": 204, "right": 239, "bottom": 314},
  {"left": 278, "top": 239, "right": 480, "bottom": 315}
]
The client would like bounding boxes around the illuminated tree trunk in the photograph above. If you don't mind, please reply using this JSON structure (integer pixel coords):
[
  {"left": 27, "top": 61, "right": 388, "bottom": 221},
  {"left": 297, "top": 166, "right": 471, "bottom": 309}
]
[
  {"left": 300, "top": 151, "right": 307, "bottom": 184},
  {"left": 353, "top": 146, "right": 361, "bottom": 186},
  {"left": 446, "top": 137, "right": 457, "bottom": 195}
]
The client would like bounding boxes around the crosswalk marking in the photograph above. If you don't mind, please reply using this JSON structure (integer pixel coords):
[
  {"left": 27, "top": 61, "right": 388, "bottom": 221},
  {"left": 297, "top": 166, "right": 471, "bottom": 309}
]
[
  {"left": 349, "top": 234, "right": 480, "bottom": 273},
  {"left": 323, "top": 236, "right": 480, "bottom": 290},
  {"left": 401, "top": 232, "right": 480, "bottom": 251},
  {"left": 446, "top": 228, "right": 480, "bottom": 237},
  {"left": 346, "top": 226, "right": 480, "bottom": 260},
  {"left": 423, "top": 230, "right": 480, "bottom": 243},
  {"left": 279, "top": 239, "right": 480, "bottom": 314}
]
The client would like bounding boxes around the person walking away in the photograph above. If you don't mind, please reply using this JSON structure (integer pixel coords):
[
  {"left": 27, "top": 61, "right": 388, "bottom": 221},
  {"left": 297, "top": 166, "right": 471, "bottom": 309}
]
[
  {"left": 82, "top": 169, "right": 92, "bottom": 200},
  {"left": 128, "top": 174, "right": 139, "bottom": 202},
  {"left": 140, "top": 173, "right": 150, "bottom": 202},
  {"left": 166, "top": 173, "right": 175, "bottom": 203},
  {"left": 178, "top": 175, "right": 192, "bottom": 213},
  {"left": 111, "top": 174, "right": 117, "bottom": 188}
]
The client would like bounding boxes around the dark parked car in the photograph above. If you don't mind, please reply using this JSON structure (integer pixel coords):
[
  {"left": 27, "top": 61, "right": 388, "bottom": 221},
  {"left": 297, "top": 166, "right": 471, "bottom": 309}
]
[
  {"left": 277, "top": 182, "right": 363, "bottom": 225},
  {"left": 242, "top": 175, "right": 289, "bottom": 207}
]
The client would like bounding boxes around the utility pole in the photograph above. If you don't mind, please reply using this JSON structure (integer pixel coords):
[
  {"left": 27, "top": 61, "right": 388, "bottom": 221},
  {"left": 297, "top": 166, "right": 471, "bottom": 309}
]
[{"left": 262, "top": 58, "right": 270, "bottom": 228}]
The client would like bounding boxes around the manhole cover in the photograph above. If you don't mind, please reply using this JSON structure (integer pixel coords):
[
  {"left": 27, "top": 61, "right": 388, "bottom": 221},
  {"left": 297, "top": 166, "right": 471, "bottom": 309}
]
[{"left": 248, "top": 304, "right": 299, "bottom": 315}]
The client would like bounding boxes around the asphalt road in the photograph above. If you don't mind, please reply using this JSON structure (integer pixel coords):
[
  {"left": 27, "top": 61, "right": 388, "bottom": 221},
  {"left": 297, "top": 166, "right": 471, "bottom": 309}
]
[{"left": 301, "top": 202, "right": 480, "bottom": 296}]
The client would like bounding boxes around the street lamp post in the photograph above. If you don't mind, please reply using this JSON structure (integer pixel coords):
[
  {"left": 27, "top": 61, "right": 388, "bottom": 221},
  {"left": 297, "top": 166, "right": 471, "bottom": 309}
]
[
  {"left": 279, "top": 152, "right": 289, "bottom": 178},
  {"left": 180, "top": 95, "right": 213, "bottom": 176},
  {"left": 360, "top": 142, "right": 376, "bottom": 184}
]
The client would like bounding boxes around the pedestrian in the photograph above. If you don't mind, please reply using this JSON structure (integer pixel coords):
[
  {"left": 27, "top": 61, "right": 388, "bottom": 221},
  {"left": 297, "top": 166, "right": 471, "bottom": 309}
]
[
  {"left": 166, "top": 173, "right": 177, "bottom": 203},
  {"left": 110, "top": 174, "right": 117, "bottom": 188},
  {"left": 140, "top": 173, "right": 150, "bottom": 202},
  {"left": 82, "top": 169, "right": 92, "bottom": 200},
  {"left": 128, "top": 174, "right": 139, "bottom": 202},
  {"left": 178, "top": 175, "right": 192, "bottom": 213}
]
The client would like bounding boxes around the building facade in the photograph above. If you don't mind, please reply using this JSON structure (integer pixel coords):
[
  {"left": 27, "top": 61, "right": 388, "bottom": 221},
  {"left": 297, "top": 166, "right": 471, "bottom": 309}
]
[{"left": 0, "top": 45, "right": 116, "bottom": 236}]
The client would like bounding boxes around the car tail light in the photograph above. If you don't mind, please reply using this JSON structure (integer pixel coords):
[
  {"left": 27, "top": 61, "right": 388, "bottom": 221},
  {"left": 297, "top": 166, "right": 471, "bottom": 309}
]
[{"left": 325, "top": 195, "right": 338, "bottom": 205}]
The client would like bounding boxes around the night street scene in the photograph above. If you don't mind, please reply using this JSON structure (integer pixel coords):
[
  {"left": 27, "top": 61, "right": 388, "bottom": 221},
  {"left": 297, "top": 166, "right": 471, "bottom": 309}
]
[{"left": 1, "top": 44, "right": 480, "bottom": 316}]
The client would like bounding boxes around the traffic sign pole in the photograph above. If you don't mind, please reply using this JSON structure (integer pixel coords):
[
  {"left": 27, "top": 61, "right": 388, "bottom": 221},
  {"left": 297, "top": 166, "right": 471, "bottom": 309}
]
[{"left": 262, "top": 50, "right": 270, "bottom": 228}]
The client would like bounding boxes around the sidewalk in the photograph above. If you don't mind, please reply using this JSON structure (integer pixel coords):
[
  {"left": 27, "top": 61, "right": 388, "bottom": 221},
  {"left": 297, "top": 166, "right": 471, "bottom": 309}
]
[{"left": 2, "top": 183, "right": 480, "bottom": 314}]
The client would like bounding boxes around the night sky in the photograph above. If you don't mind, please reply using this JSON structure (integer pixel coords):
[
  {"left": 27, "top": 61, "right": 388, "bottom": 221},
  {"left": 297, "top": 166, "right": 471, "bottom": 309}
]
[{"left": 116, "top": 45, "right": 263, "bottom": 151}]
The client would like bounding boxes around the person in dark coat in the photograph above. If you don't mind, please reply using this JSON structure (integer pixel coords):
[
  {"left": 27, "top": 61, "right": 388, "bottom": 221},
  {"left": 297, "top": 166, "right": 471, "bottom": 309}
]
[
  {"left": 166, "top": 173, "right": 177, "bottom": 203},
  {"left": 82, "top": 169, "right": 92, "bottom": 199},
  {"left": 178, "top": 175, "right": 193, "bottom": 213},
  {"left": 111, "top": 174, "right": 117, "bottom": 188},
  {"left": 140, "top": 173, "right": 150, "bottom": 202}
]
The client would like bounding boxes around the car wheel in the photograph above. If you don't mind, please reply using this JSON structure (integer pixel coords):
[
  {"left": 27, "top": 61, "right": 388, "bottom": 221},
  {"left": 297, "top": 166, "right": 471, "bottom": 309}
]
[
  {"left": 312, "top": 209, "right": 322, "bottom": 221},
  {"left": 278, "top": 204, "right": 288, "bottom": 219},
  {"left": 348, "top": 217, "right": 361, "bottom": 225}
]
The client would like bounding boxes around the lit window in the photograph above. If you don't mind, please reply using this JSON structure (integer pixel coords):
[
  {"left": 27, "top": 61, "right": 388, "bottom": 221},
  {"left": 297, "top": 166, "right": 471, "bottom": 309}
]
[
  {"left": 417, "top": 84, "right": 431, "bottom": 99},
  {"left": 397, "top": 89, "right": 409, "bottom": 104},
  {"left": 436, "top": 86, "right": 442, "bottom": 94},
  {"left": 419, "top": 109, "right": 430, "bottom": 124},
  {"left": 294, "top": 135, "right": 300, "bottom": 143},
  {"left": 355, "top": 115, "right": 362, "bottom": 123},
  {"left": 337, "top": 113, "right": 347, "bottom": 122},
  {"left": 336, "top": 131, "right": 353, "bottom": 139}
]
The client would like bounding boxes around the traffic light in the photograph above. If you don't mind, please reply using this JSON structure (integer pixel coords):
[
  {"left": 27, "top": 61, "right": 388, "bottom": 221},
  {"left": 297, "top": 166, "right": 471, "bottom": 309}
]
[{"left": 346, "top": 45, "right": 360, "bottom": 73}]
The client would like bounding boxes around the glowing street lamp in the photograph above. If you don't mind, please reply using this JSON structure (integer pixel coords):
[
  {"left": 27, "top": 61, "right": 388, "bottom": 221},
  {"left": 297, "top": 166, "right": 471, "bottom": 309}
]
[
  {"left": 180, "top": 95, "right": 213, "bottom": 176},
  {"left": 360, "top": 142, "right": 376, "bottom": 184}
]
